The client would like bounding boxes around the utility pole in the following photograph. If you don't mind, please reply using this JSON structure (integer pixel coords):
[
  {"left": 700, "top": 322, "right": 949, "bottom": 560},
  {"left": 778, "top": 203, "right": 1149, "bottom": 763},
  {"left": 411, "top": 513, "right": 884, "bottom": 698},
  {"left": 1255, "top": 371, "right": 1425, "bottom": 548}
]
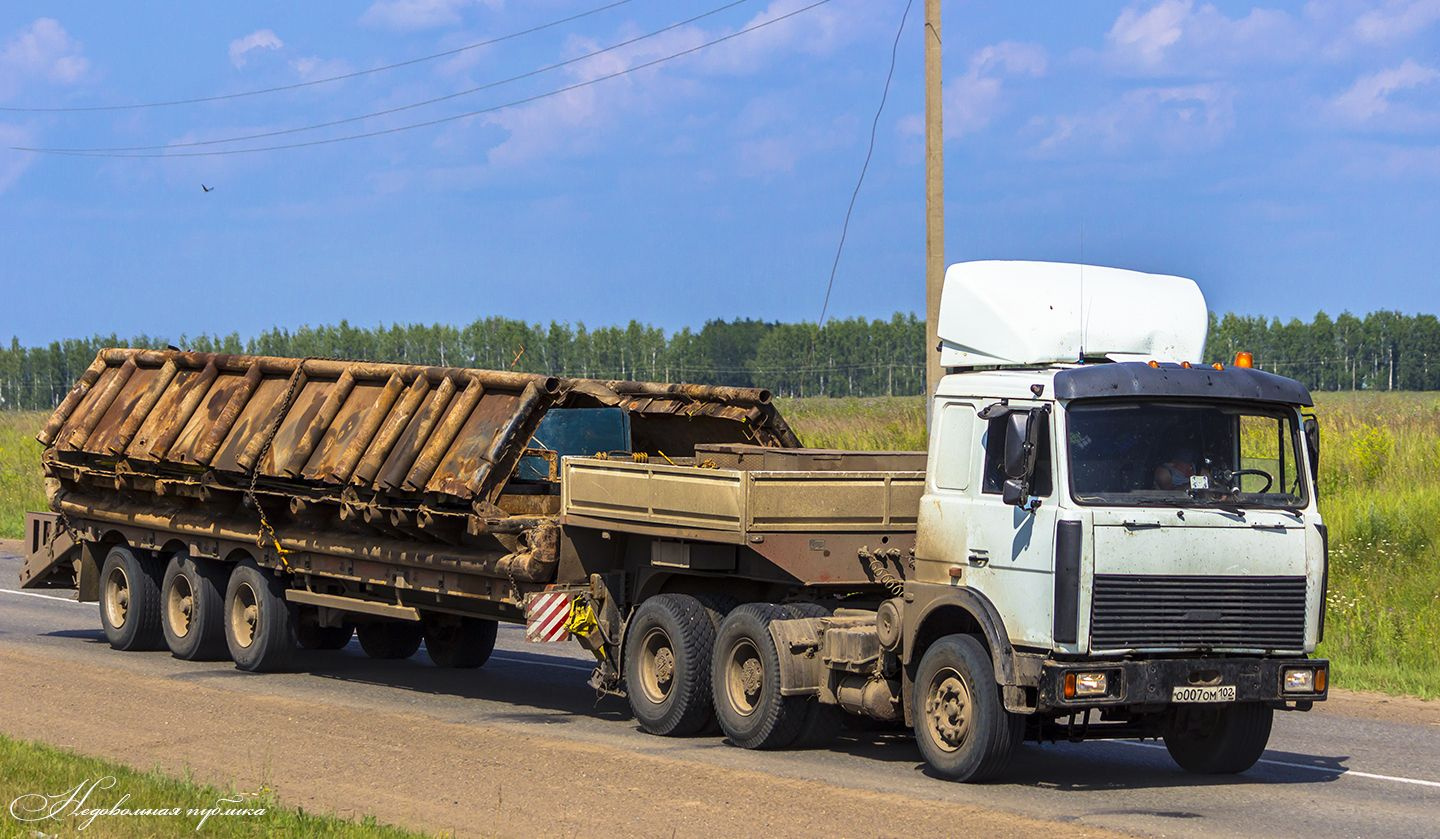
[{"left": 924, "top": 0, "right": 945, "bottom": 400}]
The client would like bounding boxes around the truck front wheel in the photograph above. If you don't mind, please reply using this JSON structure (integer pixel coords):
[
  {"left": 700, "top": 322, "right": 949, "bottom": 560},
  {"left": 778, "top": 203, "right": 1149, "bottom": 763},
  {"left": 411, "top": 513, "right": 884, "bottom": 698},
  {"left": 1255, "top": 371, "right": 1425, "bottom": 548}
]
[
  {"left": 624, "top": 594, "right": 717, "bottom": 736},
  {"left": 100, "top": 546, "right": 165, "bottom": 652},
  {"left": 913, "top": 634, "right": 1023, "bottom": 782},
  {"left": 1163, "top": 703, "right": 1273, "bottom": 774},
  {"left": 223, "top": 560, "right": 297, "bottom": 672}
]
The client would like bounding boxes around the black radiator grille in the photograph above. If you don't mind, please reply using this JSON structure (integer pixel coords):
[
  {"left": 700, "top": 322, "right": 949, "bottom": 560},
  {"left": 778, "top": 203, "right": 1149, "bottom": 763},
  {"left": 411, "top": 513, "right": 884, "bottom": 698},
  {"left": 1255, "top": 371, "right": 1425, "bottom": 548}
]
[{"left": 1090, "top": 574, "right": 1307, "bottom": 651}]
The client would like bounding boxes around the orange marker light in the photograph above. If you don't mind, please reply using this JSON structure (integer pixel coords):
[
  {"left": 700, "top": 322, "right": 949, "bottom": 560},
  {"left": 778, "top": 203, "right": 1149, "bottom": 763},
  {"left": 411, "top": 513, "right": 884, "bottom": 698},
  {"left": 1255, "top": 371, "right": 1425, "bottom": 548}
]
[
  {"left": 1181, "top": 361, "right": 1192, "bottom": 368},
  {"left": 1063, "top": 672, "right": 1077, "bottom": 699},
  {"left": 1234, "top": 351, "right": 1254, "bottom": 368},
  {"left": 1147, "top": 360, "right": 1160, "bottom": 368},
  {"left": 1212, "top": 362, "right": 1225, "bottom": 371}
]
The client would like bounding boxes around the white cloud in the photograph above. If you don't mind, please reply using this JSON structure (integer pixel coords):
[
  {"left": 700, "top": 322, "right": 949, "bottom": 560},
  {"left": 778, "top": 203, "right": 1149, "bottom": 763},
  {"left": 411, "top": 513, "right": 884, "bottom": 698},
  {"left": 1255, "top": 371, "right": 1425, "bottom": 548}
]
[
  {"left": 1103, "top": 1, "right": 1296, "bottom": 73},
  {"left": 0, "top": 18, "right": 88, "bottom": 98},
  {"left": 476, "top": 0, "right": 874, "bottom": 169},
  {"left": 360, "top": 0, "right": 501, "bottom": 32},
  {"left": 942, "top": 42, "right": 1046, "bottom": 140},
  {"left": 1329, "top": 59, "right": 1439, "bottom": 123},
  {"left": 1036, "top": 83, "right": 1234, "bottom": 155},
  {"left": 1351, "top": 0, "right": 1440, "bottom": 44},
  {"left": 290, "top": 56, "right": 351, "bottom": 81},
  {"left": 228, "top": 29, "right": 283, "bottom": 68}
]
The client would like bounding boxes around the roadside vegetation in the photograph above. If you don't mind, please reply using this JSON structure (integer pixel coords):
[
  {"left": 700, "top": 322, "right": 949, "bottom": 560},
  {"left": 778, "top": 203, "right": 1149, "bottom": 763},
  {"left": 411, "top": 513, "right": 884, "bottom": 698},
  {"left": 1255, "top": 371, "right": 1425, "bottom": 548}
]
[
  {"left": 0, "top": 734, "right": 426, "bottom": 838},
  {"left": 2, "top": 394, "right": 1437, "bottom": 698}
]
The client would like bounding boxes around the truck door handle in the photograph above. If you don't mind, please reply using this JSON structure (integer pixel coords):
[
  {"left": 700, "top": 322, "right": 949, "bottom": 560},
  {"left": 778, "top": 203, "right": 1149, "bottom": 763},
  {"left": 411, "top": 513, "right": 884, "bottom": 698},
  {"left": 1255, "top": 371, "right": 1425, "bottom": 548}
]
[
  {"left": 968, "top": 551, "right": 989, "bottom": 567},
  {"left": 1123, "top": 521, "right": 1160, "bottom": 530}
]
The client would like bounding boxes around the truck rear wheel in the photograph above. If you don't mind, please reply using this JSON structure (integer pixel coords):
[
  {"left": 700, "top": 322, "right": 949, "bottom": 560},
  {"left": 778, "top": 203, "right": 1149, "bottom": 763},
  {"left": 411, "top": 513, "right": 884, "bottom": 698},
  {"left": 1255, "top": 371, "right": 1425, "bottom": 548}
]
[
  {"left": 223, "top": 560, "right": 297, "bottom": 672},
  {"left": 782, "top": 602, "right": 844, "bottom": 749},
  {"left": 424, "top": 616, "right": 497, "bottom": 668},
  {"left": 913, "top": 634, "right": 1023, "bottom": 782},
  {"left": 1163, "top": 703, "right": 1273, "bottom": 774},
  {"left": 712, "top": 603, "right": 808, "bottom": 749},
  {"left": 161, "top": 552, "right": 229, "bottom": 661},
  {"left": 624, "top": 594, "right": 717, "bottom": 737},
  {"left": 295, "top": 610, "right": 354, "bottom": 650},
  {"left": 356, "top": 622, "right": 423, "bottom": 660},
  {"left": 100, "top": 546, "right": 165, "bottom": 652}
]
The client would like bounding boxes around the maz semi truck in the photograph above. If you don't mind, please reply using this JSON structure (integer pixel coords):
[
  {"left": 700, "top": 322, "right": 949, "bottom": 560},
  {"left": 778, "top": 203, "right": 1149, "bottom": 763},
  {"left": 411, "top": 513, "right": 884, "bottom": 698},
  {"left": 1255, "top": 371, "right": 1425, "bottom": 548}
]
[{"left": 23, "top": 260, "right": 1328, "bottom": 781}]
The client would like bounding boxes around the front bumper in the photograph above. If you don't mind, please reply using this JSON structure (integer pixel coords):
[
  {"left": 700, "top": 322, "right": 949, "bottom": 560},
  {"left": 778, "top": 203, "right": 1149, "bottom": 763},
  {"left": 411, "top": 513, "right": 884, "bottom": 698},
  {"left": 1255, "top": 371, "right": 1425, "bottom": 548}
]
[{"left": 1036, "top": 656, "right": 1328, "bottom": 713}]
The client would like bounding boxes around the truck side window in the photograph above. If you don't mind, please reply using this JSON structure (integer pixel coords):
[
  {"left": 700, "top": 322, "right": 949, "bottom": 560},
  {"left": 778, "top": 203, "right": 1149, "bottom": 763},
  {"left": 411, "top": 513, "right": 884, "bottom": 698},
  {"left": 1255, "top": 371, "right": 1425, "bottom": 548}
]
[
  {"left": 981, "top": 413, "right": 1053, "bottom": 496},
  {"left": 934, "top": 403, "right": 975, "bottom": 491}
]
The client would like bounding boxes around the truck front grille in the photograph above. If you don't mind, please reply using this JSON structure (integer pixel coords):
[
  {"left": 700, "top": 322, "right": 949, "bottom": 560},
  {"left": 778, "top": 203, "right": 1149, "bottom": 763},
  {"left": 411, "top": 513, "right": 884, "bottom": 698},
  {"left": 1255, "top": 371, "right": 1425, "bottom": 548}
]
[{"left": 1090, "top": 574, "right": 1307, "bottom": 651}]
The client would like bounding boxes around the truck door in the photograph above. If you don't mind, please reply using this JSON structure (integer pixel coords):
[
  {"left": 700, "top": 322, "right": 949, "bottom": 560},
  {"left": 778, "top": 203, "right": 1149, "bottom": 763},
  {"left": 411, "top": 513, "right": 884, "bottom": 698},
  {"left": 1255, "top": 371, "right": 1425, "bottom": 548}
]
[
  {"left": 915, "top": 400, "right": 979, "bottom": 583},
  {"left": 963, "top": 402, "right": 1059, "bottom": 650}
]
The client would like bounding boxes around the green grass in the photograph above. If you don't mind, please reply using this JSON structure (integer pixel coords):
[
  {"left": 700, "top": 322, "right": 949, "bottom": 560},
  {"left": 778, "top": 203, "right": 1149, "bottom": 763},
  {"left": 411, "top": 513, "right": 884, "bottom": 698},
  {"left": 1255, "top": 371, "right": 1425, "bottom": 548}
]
[
  {"left": 0, "top": 410, "right": 47, "bottom": 541},
  {"left": 780, "top": 393, "right": 1440, "bottom": 700},
  {"left": 0, "top": 733, "right": 427, "bottom": 838}
]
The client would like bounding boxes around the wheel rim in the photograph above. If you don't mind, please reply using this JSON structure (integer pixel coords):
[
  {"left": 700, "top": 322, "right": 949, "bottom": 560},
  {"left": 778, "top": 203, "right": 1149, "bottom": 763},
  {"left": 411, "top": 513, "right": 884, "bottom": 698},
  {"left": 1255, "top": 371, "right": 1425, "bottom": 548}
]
[
  {"left": 103, "top": 565, "right": 130, "bottom": 630},
  {"left": 229, "top": 582, "right": 260, "bottom": 649},
  {"left": 724, "top": 638, "right": 765, "bottom": 717},
  {"left": 638, "top": 627, "right": 676, "bottom": 704},
  {"left": 924, "top": 666, "right": 974, "bottom": 753},
  {"left": 166, "top": 572, "right": 195, "bottom": 638}
]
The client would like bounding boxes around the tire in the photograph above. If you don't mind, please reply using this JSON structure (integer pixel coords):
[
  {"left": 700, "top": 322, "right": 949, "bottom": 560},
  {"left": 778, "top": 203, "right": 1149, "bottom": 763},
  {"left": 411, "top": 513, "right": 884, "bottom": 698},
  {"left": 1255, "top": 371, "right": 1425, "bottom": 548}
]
[
  {"left": 223, "top": 560, "right": 297, "bottom": 672},
  {"left": 99, "top": 545, "right": 165, "bottom": 651},
  {"left": 424, "top": 616, "right": 498, "bottom": 668},
  {"left": 912, "top": 634, "right": 1023, "bottom": 782},
  {"left": 782, "top": 602, "right": 845, "bottom": 749},
  {"left": 356, "top": 622, "right": 423, "bottom": 660},
  {"left": 712, "top": 603, "right": 809, "bottom": 749},
  {"left": 295, "top": 609, "right": 354, "bottom": 650},
  {"left": 623, "top": 594, "right": 718, "bottom": 737},
  {"left": 160, "top": 552, "right": 229, "bottom": 661},
  {"left": 1163, "top": 703, "right": 1273, "bottom": 774}
]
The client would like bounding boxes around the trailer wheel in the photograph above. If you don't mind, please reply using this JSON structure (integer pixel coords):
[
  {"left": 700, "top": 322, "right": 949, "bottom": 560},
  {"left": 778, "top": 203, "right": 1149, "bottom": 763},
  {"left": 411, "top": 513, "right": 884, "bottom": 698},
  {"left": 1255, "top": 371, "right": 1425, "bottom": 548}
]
[
  {"left": 295, "top": 610, "right": 354, "bottom": 651},
  {"left": 424, "top": 616, "right": 497, "bottom": 668},
  {"left": 100, "top": 546, "right": 165, "bottom": 651},
  {"left": 223, "top": 560, "right": 297, "bottom": 672},
  {"left": 356, "top": 622, "right": 423, "bottom": 660},
  {"left": 1163, "top": 703, "right": 1273, "bottom": 774},
  {"left": 624, "top": 594, "right": 717, "bottom": 737},
  {"left": 913, "top": 634, "right": 1023, "bottom": 782},
  {"left": 160, "top": 553, "right": 229, "bottom": 661},
  {"left": 781, "top": 602, "right": 845, "bottom": 749},
  {"left": 712, "top": 603, "right": 808, "bottom": 750}
]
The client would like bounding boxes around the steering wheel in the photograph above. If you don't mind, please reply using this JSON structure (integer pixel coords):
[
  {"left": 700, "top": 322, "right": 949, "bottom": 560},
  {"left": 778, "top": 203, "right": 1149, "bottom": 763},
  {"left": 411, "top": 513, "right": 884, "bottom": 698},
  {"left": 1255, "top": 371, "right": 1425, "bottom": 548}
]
[{"left": 1227, "top": 468, "right": 1273, "bottom": 494}]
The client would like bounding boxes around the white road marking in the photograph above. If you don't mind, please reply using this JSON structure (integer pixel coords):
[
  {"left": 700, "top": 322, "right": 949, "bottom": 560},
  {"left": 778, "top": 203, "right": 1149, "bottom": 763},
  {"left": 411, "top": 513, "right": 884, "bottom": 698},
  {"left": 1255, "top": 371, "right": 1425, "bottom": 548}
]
[
  {"left": 1111, "top": 739, "right": 1440, "bottom": 790},
  {"left": 0, "top": 588, "right": 91, "bottom": 607}
]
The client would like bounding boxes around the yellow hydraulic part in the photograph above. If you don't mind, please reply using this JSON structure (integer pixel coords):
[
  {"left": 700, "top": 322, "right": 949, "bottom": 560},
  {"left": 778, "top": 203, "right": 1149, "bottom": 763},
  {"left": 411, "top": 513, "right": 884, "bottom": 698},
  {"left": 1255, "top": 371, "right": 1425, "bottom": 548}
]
[{"left": 564, "top": 597, "right": 607, "bottom": 662}]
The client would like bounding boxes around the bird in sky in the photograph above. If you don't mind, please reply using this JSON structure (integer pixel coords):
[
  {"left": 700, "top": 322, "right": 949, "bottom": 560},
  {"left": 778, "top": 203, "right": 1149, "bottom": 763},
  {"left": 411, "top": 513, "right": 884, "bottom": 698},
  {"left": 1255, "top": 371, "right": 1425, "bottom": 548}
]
[{"left": 201, "top": 184, "right": 214, "bottom": 192}]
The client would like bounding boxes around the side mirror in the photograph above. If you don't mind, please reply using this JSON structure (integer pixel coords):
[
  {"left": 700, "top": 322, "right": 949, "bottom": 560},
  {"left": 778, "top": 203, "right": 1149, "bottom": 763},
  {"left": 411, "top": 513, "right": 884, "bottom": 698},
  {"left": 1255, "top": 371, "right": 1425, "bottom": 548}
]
[
  {"left": 1001, "top": 408, "right": 1045, "bottom": 506},
  {"left": 1304, "top": 416, "right": 1320, "bottom": 495}
]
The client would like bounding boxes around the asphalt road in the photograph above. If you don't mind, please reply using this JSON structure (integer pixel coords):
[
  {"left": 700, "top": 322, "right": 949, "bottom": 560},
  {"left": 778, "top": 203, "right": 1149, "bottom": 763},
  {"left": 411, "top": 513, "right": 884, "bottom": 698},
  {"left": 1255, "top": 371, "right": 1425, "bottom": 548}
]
[{"left": 2, "top": 549, "right": 1437, "bottom": 839}]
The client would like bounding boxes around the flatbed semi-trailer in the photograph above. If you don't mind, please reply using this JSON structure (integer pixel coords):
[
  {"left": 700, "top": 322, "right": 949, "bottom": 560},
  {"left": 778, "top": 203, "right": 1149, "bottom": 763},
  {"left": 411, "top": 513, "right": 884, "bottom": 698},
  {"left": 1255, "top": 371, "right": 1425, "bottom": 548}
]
[{"left": 23, "top": 261, "right": 1331, "bottom": 781}]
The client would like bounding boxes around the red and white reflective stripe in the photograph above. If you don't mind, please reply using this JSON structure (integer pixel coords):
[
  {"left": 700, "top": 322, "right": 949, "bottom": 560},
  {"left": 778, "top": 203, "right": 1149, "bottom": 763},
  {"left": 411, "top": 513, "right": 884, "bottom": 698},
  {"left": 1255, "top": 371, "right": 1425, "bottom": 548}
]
[{"left": 525, "top": 592, "right": 572, "bottom": 642}]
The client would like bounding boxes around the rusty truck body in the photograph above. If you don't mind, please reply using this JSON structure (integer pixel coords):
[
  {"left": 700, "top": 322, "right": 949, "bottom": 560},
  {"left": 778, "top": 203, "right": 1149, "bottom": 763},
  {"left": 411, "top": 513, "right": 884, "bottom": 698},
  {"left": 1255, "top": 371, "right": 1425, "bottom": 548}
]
[{"left": 23, "top": 262, "right": 1332, "bottom": 782}]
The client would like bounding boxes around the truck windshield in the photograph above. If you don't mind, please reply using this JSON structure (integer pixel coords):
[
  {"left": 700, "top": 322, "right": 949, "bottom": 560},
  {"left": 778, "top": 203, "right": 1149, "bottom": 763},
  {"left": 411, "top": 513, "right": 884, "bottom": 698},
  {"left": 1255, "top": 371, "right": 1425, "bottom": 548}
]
[{"left": 1066, "top": 401, "right": 1307, "bottom": 509}]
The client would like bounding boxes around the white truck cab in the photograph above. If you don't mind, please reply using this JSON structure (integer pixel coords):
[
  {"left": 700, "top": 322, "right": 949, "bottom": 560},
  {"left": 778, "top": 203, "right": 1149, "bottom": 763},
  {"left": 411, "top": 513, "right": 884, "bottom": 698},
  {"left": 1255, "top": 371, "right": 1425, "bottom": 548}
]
[{"left": 906, "top": 261, "right": 1327, "bottom": 780}]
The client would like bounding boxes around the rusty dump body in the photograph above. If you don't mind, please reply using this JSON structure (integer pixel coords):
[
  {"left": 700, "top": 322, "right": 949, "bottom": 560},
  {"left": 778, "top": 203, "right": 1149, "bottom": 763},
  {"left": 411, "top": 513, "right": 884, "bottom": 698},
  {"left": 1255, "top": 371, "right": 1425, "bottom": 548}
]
[{"left": 28, "top": 348, "right": 812, "bottom": 620}]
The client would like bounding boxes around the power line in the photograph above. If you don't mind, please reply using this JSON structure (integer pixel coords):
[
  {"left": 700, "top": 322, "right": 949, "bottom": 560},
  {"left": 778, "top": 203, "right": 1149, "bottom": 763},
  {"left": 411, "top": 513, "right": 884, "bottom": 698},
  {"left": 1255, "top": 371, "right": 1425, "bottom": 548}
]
[
  {"left": 817, "top": 0, "right": 911, "bottom": 327},
  {"left": 15, "top": 0, "right": 832, "bottom": 159},
  {"left": 24, "top": 0, "right": 756, "bottom": 154},
  {"left": 0, "top": 0, "right": 638, "bottom": 114}
]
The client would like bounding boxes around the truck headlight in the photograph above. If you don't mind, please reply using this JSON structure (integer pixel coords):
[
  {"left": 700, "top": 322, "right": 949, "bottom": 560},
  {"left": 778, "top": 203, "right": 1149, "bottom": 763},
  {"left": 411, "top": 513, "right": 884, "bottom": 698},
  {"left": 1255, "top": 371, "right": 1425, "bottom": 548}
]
[
  {"left": 1064, "top": 671, "right": 1108, "bottom": 698},
  {"left": 1283, "top": 667, "right": 1325, "bottom": 693}
]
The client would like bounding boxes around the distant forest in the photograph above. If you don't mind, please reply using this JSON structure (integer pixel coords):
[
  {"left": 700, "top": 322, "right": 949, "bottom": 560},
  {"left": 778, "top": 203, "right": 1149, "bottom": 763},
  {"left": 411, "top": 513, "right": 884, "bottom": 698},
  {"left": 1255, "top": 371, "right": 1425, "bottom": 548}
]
[{"left": 2, "top": 309, "right": 1438, "bottom": 409}]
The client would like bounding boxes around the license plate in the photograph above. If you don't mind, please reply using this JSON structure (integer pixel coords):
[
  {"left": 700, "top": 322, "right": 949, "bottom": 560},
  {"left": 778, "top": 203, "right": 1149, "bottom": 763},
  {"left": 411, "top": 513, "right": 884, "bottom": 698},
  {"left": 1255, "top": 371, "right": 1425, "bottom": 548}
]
[{"left": 1172, "top": 685, "right": 1237, "bottom": 703}]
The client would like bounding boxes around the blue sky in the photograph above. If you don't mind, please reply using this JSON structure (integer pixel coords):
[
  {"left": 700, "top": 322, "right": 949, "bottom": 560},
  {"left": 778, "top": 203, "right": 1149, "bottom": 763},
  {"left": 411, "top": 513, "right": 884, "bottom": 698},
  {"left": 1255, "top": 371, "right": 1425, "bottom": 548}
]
[{"left": 1, "top": 0, "right": 1437, "bottom": 346}]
